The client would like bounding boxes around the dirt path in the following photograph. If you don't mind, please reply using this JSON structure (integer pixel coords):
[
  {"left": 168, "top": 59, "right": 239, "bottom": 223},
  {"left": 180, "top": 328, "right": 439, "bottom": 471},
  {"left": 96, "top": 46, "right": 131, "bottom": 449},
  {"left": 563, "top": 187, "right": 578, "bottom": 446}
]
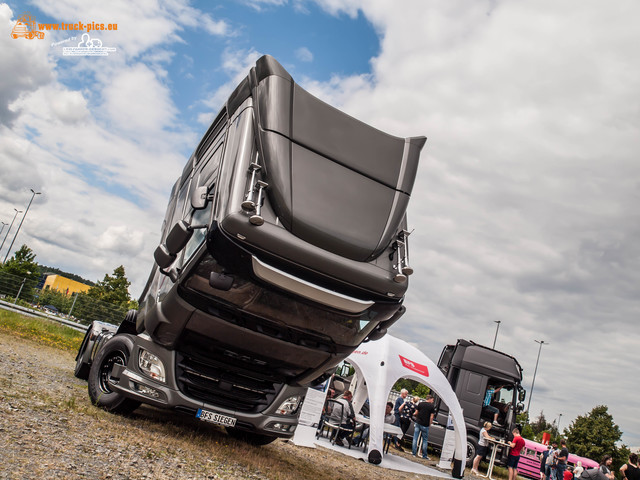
[{"left": 0, "top": 332, "right": 443, "bottom": 480}]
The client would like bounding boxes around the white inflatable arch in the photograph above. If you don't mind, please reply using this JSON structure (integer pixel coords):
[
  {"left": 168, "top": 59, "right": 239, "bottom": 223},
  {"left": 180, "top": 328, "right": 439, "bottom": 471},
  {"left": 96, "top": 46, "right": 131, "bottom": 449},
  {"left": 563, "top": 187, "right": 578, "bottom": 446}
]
[{"left": 346, "top": 334, "right": 466, "bottom": 477}]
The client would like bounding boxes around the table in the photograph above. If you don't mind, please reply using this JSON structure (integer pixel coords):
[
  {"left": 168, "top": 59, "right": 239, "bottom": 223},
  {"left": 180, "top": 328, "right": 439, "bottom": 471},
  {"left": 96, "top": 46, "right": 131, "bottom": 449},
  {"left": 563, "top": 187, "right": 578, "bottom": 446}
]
[
  {"left": 355, "top": 414, "right": 404, "bottom": 453},
  {"left": 480, "top": 437, "right": 511, "bottom": 480}
]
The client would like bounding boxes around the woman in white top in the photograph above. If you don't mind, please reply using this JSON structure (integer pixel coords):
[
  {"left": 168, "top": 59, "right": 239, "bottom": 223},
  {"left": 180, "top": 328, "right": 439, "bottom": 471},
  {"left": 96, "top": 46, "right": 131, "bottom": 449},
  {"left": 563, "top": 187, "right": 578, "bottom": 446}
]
[{"left": 471, "top": 421, "right": 494, "bottom": 475}]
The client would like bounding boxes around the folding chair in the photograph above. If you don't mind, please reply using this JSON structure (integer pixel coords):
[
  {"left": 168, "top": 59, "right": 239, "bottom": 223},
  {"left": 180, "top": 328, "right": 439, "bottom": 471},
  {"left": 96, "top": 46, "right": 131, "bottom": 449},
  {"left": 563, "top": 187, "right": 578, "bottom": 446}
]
[{"left": 317, "top": 399, "right": 354, "bottom": 448}]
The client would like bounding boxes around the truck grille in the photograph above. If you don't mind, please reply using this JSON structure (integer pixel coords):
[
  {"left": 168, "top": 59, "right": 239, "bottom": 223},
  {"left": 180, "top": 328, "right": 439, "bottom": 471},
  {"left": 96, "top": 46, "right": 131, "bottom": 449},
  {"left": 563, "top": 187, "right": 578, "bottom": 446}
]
[{"left": 175, "top": 333, "right": 283, "bottom": 413}]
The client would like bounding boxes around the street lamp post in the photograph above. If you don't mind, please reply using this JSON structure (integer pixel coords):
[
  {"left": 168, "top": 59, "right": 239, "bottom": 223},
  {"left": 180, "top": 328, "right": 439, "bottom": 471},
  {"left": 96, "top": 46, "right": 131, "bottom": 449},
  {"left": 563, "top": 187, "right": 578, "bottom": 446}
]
[
  {"left": 492, "top": 320, "right": 501, "bottom": 349},
  {"left": 526, "top": 339, "right": 548, "bottom": 414},
  {"left": 557, "top": 413, "right": 563, "bottom": 435},
  {"left": 0, "top": 221, "right": 7, "bottom": 238},
  {"left": 3, "top": 189, "right": 41, "bottom": 263},
  {"left": 0, "top": 209, "right": 23, "bottom": 261}
]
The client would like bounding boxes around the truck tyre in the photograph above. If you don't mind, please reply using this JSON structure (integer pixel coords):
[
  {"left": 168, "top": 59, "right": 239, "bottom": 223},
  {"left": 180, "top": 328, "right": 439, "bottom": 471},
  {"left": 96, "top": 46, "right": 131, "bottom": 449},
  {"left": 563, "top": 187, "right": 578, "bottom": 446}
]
[
  {"left": 74, "top": 325, "right": 92, "bottom": 380},
  {"left": 225, "top": 427, "right": 277, "bottom": 445},
  {"left": 88, "top": 336, "right": 140, "bottom": 414},
  {"left": 466, "top": 436, "right": 479, "bottom": 467}
]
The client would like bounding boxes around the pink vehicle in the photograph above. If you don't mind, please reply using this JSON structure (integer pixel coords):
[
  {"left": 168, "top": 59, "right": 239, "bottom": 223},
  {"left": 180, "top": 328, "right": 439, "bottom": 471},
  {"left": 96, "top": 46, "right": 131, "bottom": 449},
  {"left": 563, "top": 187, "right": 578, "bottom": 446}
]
[{"left": 517, "top": 438, "right": 599, "bottom": 480}]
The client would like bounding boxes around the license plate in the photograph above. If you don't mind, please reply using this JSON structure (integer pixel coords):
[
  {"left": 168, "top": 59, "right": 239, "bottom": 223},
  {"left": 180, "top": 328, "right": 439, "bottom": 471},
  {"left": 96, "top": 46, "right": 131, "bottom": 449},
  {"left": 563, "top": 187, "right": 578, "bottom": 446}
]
[{"left": 196, "top": 408, "right": 237, "bottom": 427}]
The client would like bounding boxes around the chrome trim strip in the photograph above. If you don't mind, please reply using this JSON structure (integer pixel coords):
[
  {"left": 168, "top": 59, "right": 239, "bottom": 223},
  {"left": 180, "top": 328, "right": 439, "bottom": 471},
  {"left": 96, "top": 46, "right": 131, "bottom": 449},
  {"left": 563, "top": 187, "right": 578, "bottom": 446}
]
[
  {"left": 251, "top": 256, "right": 374, "bottom": 314},
  {"left": 123, "top": 369, "right": 145, "bottom": 383},
  {"left": 396, "top": 138, "right": 411, "bottom": 191}
]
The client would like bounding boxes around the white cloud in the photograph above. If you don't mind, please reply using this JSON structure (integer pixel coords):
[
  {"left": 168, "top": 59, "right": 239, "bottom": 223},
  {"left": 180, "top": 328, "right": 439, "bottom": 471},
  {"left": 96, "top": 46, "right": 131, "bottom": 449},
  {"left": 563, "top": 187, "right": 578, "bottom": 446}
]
[
  {"left": 97, "top": 225, "right": 145, "bottom": 256},
  {"left": 0, "top": 2, "right": 202, "bottom": 294},
  {"left": 198, "top": 47, "right": 263, "bottom": 124},
  {"left": 237, "top": 0, "right": 288, "bottom": 12},
  {"left": 45, "top": 88, "right": 89, "bottom": 124},
  {"left": 0, "top": 4, "right": 54, "bottom": 125},
  {"left": 308, "top": 0, "right": 640, "bottom": 445},
  {"left": 1, "top": 0, "right": 639, "bottom": 448},
  {"left": 294, "top": 46, "right": 313, "bottom": 62},
  {"left": 101, "top": 63, "right": 178, "bottom": 135},
  {"left": 34, "top": 0, "right": 233, "bottom": 58}
]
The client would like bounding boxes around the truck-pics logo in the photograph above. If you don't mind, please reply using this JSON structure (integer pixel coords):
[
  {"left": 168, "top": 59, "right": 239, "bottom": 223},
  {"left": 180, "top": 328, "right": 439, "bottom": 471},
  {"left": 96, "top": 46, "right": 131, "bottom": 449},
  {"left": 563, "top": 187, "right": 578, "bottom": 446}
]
[
  {"left": 11, "top": 12, "right": 118, "bottom": 42},
  {"left": 11, "top": 12, "right": 44, "bottom": 39}
]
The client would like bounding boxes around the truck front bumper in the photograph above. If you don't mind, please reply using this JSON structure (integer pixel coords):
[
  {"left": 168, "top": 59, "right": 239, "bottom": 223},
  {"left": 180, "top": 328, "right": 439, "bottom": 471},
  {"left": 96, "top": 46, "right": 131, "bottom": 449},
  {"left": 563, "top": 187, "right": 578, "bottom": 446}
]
[{"left": 108, "top": 334, "right": 306, "bottom": 438}]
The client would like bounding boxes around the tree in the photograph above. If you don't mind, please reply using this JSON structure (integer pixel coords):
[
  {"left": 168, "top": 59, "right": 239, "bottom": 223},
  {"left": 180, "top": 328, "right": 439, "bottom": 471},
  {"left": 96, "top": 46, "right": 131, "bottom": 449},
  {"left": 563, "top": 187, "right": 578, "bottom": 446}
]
[
  {"left": 564, "top": 405, "right": 629, "bottom": 471},
  {"left": 86, "top": 265, "right": 133, "bottom": 308},
  {"left": 530, "top": 410, "right": 555, "bottom": 442},
  {"left": 71, "top": 266, "right": 137, "bottom": 325},
  {"left": 1, "top": 244, "right": 40, "bottom": 280},
  {"left": 0, "top": 245, "right": 40, "bottom": 302},
  {"left": 35, "top": 287, "right": 74, "bottom": 313},
  {"left": 392, "top": 378, "right": 431, "bottom": 398},
  {"left": 38, "top": 264, "right": 94, "bottom": 286},
  {"left": 517, "top": 411, "right": 535, "bottom": 440}
]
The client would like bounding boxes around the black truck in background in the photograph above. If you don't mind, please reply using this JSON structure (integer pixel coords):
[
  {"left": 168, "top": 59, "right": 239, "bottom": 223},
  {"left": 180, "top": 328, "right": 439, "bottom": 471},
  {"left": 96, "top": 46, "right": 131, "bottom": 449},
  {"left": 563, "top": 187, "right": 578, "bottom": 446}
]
[
  {"left": 74, "top": 55, "right": 425, "bottom": 444},
  {"left": 402, "top": 339, "right": 526, "bottom": 465}
]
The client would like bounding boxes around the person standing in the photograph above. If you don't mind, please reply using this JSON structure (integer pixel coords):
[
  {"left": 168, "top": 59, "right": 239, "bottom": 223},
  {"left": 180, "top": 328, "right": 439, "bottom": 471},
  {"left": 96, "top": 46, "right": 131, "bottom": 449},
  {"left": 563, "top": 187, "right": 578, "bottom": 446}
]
[
  {"left": 482, "top": 385, "right": 503, "bottom": 425},
  {"left": 398, "top": 395, "right": 418, "bottom": 438},
  {"left": 620, "top": 453, "right": 640, "bottom": 480},
  {"left": 546, "top": 442, "right": 559, "bottom": 480},
  {"left": 412, "top": 395, "right": 435, "bottom": 460},
  {"left": 556, "top": 440, "right": 569, "bottom": 480},
  {"left": 507, "top": 427, "right": 526, "bottom": 480},
  {"left": 599, "top": 455, "right": 615, "bottom": 480},
  {"left": 573, "top": 461, "right": 584, "bottom": 479},
  {"left": 471, "top": 421, "right": 494, "bottom": 475},
  {"left": 392, "top": 389, "right": 409, "bottom": 451},
  {"left": 564, "top": 466, "right": 574, "bottom": 480},
  {"left": 540, "top": 445, "right": 553, "bottom": 480}
]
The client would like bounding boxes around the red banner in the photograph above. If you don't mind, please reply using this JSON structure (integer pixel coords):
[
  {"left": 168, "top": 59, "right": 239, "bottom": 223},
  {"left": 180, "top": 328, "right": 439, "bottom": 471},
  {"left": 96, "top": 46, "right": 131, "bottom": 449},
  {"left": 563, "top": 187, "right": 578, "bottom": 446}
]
[{"left": 399, "top": 355, "right": 429, "bottom": 377}]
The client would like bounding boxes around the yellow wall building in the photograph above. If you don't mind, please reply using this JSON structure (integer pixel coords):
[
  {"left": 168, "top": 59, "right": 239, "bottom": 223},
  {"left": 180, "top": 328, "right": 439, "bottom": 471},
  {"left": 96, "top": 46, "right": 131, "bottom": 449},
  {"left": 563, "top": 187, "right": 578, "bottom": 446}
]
[{"left": 42, "top": 274, "right": 91, "bottom": 296}]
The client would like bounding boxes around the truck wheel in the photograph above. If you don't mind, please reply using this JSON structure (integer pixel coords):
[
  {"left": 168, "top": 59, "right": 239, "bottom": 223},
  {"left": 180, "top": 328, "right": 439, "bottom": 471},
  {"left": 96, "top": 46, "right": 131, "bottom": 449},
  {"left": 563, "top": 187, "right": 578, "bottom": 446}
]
[
  {"left": 466, "top": 436, "right": 479, "bottom": 467},
  {"left": 88, "top": 336, "right": 140, "bottom": 414},
  {"left": 74, "top": 325, "right": 92, "bottom": 380},
  {"left": 225, "top": 427, "right": 277, "bottom": 445}
]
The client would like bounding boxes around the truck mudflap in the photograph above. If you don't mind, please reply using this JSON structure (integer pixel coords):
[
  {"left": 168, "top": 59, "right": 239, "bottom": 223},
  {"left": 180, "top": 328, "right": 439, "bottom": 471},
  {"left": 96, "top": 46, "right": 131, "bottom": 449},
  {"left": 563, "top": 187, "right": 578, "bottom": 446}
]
[{"left": 74, "top": 321, "right": 118, "bottom": 380}]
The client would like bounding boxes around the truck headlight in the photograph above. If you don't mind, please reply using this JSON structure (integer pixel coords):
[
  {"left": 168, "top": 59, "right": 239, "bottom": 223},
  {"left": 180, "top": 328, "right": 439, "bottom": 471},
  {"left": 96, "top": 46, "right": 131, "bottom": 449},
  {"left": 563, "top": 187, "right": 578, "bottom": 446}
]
[
  {"left": 138, "top": 348, "right": 166, "bottom": 383},
  {"left": 275, "top": 395, "right": 303, "bottom": 416}
]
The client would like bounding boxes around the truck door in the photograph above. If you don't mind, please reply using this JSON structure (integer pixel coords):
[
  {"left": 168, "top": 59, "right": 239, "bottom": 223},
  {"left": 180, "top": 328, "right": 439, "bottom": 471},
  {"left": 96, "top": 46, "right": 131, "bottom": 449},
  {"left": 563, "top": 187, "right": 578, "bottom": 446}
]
[{"left": 459, "top": 371, "right": 485, "bottom": 423}]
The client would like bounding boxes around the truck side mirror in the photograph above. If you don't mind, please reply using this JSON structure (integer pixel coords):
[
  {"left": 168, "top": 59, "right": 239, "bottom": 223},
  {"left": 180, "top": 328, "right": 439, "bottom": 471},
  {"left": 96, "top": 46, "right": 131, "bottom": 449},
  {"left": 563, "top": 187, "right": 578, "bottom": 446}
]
[
  {"left": 518, "top": 388, "right": 526, "bottom": 402},
  {"left": 153, "top": 220, "right": 195, "bottom": 270},
  {"left": 190, "top": 185, "right": 209, "bottom": 209},
  {"left": 165, "top": 220, "right": 193, "bottom": 254},
  {"left": 154, "top": 244, "right": 175, "bottom": 269}
]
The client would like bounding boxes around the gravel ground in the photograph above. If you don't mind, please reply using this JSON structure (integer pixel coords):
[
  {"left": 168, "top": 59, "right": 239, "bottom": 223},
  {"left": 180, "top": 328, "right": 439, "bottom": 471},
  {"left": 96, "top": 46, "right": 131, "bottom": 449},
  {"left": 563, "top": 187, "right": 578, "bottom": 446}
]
[{"left": 0, "top": 331, "right": 451, "bottom": 480}]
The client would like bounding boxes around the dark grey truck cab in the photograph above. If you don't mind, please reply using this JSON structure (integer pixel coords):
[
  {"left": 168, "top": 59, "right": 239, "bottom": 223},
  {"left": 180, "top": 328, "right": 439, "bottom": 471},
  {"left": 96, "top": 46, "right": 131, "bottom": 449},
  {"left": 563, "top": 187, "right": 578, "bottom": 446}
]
[
  {"left": 76, "top": 55, "right": 425, "bottom": 443},
  {"left": 428, "top": 339, "right": 526, "bottom": 465}
]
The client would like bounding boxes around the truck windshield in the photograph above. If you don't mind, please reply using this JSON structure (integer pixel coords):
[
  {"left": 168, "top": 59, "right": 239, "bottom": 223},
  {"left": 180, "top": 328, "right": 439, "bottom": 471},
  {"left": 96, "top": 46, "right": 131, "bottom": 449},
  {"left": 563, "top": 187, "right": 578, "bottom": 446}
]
[{"left": 495, "top": 384, "right": 516, "bottom": 404}]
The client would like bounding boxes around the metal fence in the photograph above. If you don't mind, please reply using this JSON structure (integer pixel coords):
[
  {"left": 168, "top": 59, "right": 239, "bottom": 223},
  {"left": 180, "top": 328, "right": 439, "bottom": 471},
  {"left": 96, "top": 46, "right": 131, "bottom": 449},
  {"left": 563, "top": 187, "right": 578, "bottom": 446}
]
[{"left": 0, "top": 270, "right": 128, "bottom": 326}]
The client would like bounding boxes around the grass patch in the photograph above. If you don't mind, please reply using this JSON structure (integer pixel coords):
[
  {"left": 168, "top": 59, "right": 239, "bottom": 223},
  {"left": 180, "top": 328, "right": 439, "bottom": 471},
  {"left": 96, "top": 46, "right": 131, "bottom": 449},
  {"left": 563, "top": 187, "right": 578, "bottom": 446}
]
[{"left": 0, "top": 309, "right": 85, "bottom": 352}]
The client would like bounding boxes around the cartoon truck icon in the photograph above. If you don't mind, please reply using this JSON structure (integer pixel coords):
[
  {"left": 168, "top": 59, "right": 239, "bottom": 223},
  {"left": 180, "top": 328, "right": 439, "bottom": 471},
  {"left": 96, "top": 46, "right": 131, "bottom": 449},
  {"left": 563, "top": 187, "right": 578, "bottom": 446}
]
[{"left": 11, "top": 13, "right": 44, "bottom": 39}]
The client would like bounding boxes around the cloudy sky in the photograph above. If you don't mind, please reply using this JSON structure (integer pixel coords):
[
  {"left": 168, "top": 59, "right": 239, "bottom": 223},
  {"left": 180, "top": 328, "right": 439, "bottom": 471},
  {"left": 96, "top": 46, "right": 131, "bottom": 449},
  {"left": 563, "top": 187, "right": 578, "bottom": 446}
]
[{"left": 1, "top": 0, "right": 638, "bottom": 448}]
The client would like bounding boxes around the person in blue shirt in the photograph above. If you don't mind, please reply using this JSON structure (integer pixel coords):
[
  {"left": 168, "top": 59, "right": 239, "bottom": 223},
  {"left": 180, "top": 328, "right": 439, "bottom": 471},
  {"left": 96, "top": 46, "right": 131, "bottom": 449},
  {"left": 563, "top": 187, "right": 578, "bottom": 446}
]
[{"left": 482, "top": 385, "right": 503, "bottom": 425}]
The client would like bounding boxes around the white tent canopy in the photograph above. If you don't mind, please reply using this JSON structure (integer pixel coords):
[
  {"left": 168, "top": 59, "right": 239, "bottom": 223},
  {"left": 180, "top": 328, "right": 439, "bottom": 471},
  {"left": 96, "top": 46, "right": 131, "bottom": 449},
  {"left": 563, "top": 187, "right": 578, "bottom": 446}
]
[{"left": 346, "top": 334, "right": 466, "bottom": 477}]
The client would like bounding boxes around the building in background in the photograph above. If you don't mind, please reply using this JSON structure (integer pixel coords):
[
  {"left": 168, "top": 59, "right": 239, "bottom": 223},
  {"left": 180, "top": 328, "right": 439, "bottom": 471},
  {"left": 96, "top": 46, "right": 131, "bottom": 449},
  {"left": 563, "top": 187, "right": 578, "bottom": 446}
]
[{"left": 42, "top": 274, "right": 90, "bottom": 296}]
